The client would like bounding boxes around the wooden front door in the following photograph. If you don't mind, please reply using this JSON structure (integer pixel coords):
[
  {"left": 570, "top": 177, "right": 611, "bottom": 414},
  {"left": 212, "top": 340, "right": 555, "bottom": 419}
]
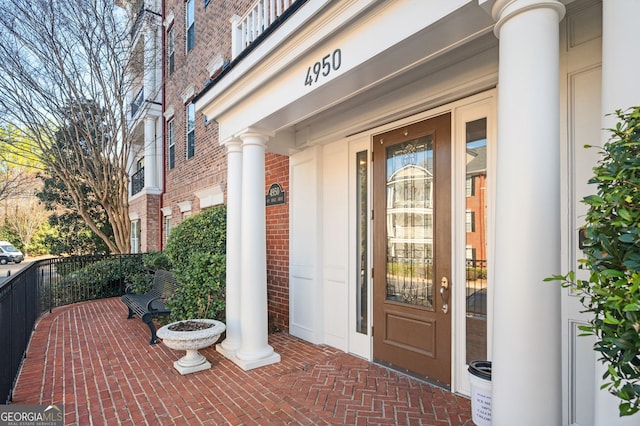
[{"left": 372, "top": 113, "right": 452, "bottom": 387}]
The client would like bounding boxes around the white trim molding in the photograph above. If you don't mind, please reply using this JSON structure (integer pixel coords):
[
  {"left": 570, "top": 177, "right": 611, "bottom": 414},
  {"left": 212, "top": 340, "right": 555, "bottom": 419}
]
[{"left": 177, "top": 200, "right": 192, "bottom": 213}]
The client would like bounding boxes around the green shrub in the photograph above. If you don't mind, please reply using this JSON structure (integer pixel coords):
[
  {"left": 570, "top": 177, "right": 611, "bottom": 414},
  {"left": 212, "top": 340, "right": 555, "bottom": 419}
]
[
  {"left": 55, "top": 258, "right": 85, "bottom": 277},
  {"left": 125, "top": 270, "right": 154, "bottom": 294},
  {"left": 548, "top": 107, "right": 640, "bottom": 416},
  {"left": 168, "top": 252, "right": 226, "bottom": 320},
  {"left": 119, "top": 252, "right": 172, "bottom": 295},
  {"left": 165, "top": 206, "right": 226, "bottom": 271},
  {"left": 142, "top": 250, "right": 171, "bottom": 270},
  {"left": 165, "top": 206, "right": 226, "bottom": 321},
  {"left": 80, "top": 256, "right": 143, "bottom": 286},
  {"left": 54, "top": 255, "right": 144, "bottom": 304},
  {"left": 466, "top": 267, "right": 487, "bottom": 281}
]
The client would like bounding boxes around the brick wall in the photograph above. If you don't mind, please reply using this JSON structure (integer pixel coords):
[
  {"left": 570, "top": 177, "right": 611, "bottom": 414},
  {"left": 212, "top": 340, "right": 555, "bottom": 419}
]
[
  {"left": 162, "top": 0, "right": 253, "bottom": 232},
  {"left": 163, "top": 0, "right": 290, "bottom": 331},
  {"left": 143, "top": 194, "right": 161, "bottom": 252},
  {"left": 129, "top": 193, "right": 161, "bottom": 253},
  {"left": 265, "top": 153, "right": 289, "bottom": 332}
]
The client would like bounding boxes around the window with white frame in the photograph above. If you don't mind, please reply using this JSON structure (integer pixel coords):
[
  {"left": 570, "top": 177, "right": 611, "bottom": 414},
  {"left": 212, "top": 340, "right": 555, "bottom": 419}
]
[
  {"left": 186, "top": 0, "right": 195, "bottom": 52},
  {"left": 186, "top": 103, "right": 195, "bottom": 159},
  {"left": 465, "top": 210, "right": 475, "bottom": 233},
  {"left": 131, "top": 220, "right": 141, "bottom": 253},
  {"left": 466, "top": 176, "right": 475, "bottom": 197},
  {"left": 168, "top": 119, "right": 175, "bottom": 169},
  {"left": 465, "top": 245, "right": 476, "bottom": 262},
  {"left": 167, "top": 27, "right": 175, "bottom": 74},
  {"left": 164, "top": 216, "right": 173, "bottom": 243}
]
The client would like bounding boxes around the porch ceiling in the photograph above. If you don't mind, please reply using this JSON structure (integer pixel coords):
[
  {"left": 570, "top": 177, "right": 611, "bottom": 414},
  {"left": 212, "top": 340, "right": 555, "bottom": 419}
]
[
  {"left": 196, "top": 0, "right": 496, "bottom": 153},
  {"left": 284, "top": 32, "right": 498, "bottom": 148}
]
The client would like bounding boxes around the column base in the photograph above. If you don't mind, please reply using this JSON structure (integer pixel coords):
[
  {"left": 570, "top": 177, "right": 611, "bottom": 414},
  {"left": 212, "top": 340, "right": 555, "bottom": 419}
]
[
  {"left": 227, "top": 345, "right": 281, "bottom": 371},
  {"left": 216, "top": 341, "right": 238, "bottom": 360},
  {"left": 233, "top": 351, "right": 281, "bottom": 371}
]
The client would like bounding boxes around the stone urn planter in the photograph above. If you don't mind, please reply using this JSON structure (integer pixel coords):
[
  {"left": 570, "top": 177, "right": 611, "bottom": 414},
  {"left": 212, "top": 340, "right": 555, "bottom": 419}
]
[{"left": 156, "top": 319, "right": 226, "bottom": 375}]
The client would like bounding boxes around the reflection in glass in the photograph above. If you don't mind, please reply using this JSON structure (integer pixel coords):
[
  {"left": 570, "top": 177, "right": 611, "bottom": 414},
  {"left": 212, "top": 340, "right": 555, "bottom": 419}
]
[
  {"left": 465, "top": 118, "right": 488, "bottom": 363},
  {"left": 356, "top": 151, "right": 368, "bottom": 334},
  {"left": 385, "top": 136, "right": 434, "bottom": 308}
]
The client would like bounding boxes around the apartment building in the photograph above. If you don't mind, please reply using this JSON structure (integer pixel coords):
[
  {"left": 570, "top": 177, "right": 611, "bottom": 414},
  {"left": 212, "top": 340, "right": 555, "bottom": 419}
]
[
  {"left": 119, "top": 0, "right": 639, "bottom": 424},
  {"left": 118, "top": 0, "right": 164, "bottom": 254},
  {"left": 121, "top": 0, "right": 290, "bottom": 330}
]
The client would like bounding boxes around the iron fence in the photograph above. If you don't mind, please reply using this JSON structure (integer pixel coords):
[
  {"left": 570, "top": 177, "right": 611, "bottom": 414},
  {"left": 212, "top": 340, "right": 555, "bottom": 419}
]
[
  {"left": 465, "top": 258, "right": 487, "bottom": 317},
  {"left": 0, "top": 254, "right": 143, "bottom": 404},
  {"left": 131, "top": 166, "right": 145, "bottom": 196}
]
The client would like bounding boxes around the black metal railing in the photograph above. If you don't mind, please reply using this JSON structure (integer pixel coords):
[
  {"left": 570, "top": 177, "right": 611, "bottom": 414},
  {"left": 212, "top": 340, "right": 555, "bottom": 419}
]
[
  {"left": 0, "top": 254, "right": 143, "bottom": 404},
  {"left": 465, "top": 258, "right": 487, "bottom": 318},
  {"left": 131, "top": 167, "right": 145, "bottom": 196},
  {"left": 0, "top": 262, "right": 41, "bottom": 407}
]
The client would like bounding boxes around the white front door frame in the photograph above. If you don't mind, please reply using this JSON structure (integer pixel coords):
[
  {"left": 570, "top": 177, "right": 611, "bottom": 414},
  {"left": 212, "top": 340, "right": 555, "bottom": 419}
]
[
  {"left": 347, "top": 136, "right": 373, "bottom": 360},
  {"left": 342, "top": 90, "right": 497, "bottom": 393}
]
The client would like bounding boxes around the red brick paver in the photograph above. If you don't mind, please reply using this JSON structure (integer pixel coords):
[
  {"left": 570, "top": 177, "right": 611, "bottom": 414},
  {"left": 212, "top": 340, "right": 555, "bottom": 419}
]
[{"left": 12, "top": 298, "right": 472, "bottom": 425}]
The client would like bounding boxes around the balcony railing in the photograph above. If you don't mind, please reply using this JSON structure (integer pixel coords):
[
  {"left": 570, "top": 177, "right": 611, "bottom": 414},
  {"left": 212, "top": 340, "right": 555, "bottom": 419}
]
[
  {"left": 130, "top": 87, "right": 144, "bottom": 119},
  {"left": 131, "top": 167, "right": 145, "bottom": 196},
  {"left": 232, "top": 0, "right": 298, "bottom": 58}
]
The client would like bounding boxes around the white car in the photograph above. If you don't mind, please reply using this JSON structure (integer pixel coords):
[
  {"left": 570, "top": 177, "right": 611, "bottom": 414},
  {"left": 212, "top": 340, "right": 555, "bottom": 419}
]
[{"left": 0, "top": 241, "right": 24, "bottom": 264}]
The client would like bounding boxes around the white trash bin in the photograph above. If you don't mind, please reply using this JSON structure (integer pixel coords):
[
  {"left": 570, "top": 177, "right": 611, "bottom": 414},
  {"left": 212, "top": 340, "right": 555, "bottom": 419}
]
[{"left": 468, "top": 360, "right": 492, "bottom": 426}]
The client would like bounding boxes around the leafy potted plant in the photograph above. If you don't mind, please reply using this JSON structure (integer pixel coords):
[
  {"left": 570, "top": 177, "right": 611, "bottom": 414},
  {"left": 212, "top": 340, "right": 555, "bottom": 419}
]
[{"left": 547, "top": 107, "right": 640, "bottom": 416}]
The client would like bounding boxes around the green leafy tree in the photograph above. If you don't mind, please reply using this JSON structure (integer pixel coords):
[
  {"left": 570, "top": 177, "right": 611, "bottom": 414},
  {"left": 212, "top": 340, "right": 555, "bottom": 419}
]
[
  {"left": 0, "top": 127, "right": 49, "bottom": 255},
  {"left": 36, "top": 157, "right": 112, "bottom": 256},
  {"left": 548, "top": 107, "right": 640, "bottom": 416},
  {"left": 0, "top": 223, "right": 20, "bottom": 250},
  {"left": 0, "top": 126, "right": 41, "bottom": 203},
  {"left": 5, "top": 195, "right": 49, "bottom": 256},
  {"left": 42, "top": 212, "right": 110, "bottom": 256},
  {"left": 27, "top": 222, "right": 57, "bottom": 256}
]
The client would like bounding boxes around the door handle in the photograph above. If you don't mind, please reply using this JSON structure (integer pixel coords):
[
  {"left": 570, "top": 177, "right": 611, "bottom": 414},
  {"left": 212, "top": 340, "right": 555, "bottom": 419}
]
[{"left": 440, "top": 277, "right": 449, "bottom": 314}]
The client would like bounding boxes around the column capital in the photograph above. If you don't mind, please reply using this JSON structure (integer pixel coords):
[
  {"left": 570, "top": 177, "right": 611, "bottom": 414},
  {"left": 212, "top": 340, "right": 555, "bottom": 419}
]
[
  {"left": 221, "top": 137, "right": 243, "bottom": 153},
  {"left": 237, "top": 127, "right": 274, "bottom": 146},
  {"left": 490, "top": 0, "right": 565, "bottom": 37}
]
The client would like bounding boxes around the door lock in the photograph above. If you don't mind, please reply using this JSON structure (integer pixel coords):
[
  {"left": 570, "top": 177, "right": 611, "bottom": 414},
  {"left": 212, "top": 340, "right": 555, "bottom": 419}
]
[{"left": 440, "top": 277, "right": 449, "bottom": 314}]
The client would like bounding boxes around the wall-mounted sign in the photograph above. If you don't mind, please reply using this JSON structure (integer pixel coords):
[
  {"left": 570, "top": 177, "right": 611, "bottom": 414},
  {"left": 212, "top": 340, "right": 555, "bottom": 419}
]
[{"left": 266, "top": 183, "right": 286, "bottom": 206}]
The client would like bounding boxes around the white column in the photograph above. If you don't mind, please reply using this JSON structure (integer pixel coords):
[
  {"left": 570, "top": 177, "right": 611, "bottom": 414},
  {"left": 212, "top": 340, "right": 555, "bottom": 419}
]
[
  {"left": 491, "top": 1, "right": 565, "bottom": 424},
  {"left": 594, "top": 2, "right": 640, "bottom": 424},
  {"left": 143, "top": 116, "right": 157, "bottom": 190},
  {"left": 217, "top": 138, "right": 243, "bottom": 359},
  {"left": 235, "top": 129, "right": 280, "bottom": 370},
  {"left": 143, "top": 27, "right": 156, "bottom": 96}
]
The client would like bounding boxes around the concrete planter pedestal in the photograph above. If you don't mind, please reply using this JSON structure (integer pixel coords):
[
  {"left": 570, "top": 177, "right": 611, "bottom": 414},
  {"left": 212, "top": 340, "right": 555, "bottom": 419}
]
[{"left": 157, "top": 319, "right": 226, "bottom": 375}]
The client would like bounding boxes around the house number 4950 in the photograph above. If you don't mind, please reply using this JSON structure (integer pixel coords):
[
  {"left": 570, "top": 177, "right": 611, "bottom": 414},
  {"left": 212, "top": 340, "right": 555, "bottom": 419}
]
[{"left": 304, "top": 49, "right": 342, "bottom": 87}]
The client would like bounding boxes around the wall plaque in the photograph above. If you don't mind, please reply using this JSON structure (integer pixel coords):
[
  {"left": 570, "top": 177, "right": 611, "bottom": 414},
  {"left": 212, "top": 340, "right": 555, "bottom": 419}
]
[{"left": 266, "top": 183, "right": 286, "bottom": 206}]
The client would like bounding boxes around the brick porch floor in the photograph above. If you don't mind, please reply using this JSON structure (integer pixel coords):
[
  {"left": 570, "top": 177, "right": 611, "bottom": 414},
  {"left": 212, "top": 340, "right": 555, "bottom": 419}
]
[{"left": 11, "top": 298, "right": 473, "bottom": 425}]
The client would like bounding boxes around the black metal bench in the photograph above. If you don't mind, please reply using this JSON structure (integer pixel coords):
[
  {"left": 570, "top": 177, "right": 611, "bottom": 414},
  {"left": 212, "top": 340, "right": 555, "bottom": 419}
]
[{"left": 121, "top": 269, "right": 178, "bottom": 344}]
